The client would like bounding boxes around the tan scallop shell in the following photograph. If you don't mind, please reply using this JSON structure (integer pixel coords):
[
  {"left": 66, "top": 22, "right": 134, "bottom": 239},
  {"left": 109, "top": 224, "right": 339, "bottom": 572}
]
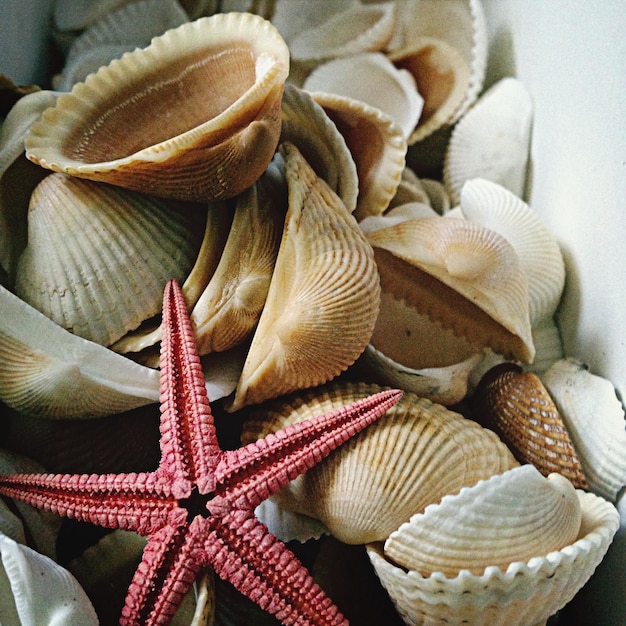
[
  {"left": 241, "top": 381, "right": 518, "bottom": 544},
  {"left": 542, "top": 358, "right": 626, "bottom": 502},
  {"left": 368, "top": 488, "right": 619, "bottom": 626},
  {"left": 366, "top": 216, "right": 535, "bottom": 362},
  {"left": 473, "top": 362, "right": 588, "bottom": 488},
  {"left": 228, "top": 142, "right": 380, "bottom": 410},
  {"left": 26, "top": 12, "right": 290, "bottom": 202},
  {"left": 14, "top": 173, "right": 204, "bottom": 347}
]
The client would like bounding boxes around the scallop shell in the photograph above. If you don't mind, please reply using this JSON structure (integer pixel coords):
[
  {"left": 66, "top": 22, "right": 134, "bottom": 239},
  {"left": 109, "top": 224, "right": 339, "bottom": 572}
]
[
  {"left": 0, "top": 284, "right": 160, "bottom": 418},
  {"left": 228, "top": 142, "right": 380, "bottom": 410},
  {"left": 190, "top": 156, "right": 286, "bottom": 355},
  {"left": 459, "top": 178, "right": 565, "bottom": 326},
  {"left": 241, "top": 381, "right": 518, "bottom": 544},
  {"left": 444, "top": 78, "right": 534, "bottom": 205},
  {"left": 14, "top": 173, "right": 204, "bottom": 347},
  {"left": 527, "top": 316, "right": 565, "bottom": 375},
  {"left": 473, "top": 362, "right": 588, "bottom": 488},
  {"left": 541, "top": 358, "right": 626, "bottom": 502},
  {"left": 368, "top": 487, "right": 619, "bottom": 626},
  {"left": 366, "top": 216, "right": 535, "bottom": 363},
  {"left": 26, "top": 12, "right": 290, "bottom": 202}
]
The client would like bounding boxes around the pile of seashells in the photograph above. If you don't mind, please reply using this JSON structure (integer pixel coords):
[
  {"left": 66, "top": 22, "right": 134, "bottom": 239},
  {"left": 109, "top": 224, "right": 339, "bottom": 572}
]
[{"left": 0, "top": 0, "right": 625, "bottom": 624}]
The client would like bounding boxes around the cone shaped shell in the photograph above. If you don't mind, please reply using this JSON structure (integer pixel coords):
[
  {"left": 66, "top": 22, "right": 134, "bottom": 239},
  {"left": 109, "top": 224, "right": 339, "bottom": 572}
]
[
  {"left": 242, "top": 381, "right": 518, "bottom": 544},
  {"left": 229, "top": 143, "right": 380, "bottom": 410},
  {"left": 367, "top": 489, "right": 619, "bottom": 626},
  {"left": 542, "top": 358, "right": 626, "bottom": 501},
  {"left": 14, "top": 173, "right": 204, "bottom": 347},
  {"left": 366, "top": 216, "right": 535, "bottom": 362},
  {"left": 473, "top": 363, "right": 588, "bottom": 488},
  {"left": 26, "top": 13, "right": 290, "bottom": 201}
]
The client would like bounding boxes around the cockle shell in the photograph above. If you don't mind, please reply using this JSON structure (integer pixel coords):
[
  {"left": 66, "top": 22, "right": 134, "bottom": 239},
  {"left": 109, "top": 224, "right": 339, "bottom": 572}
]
[
  {"left": 368, "top": 475, "right": 619, "bottom": 626},
  {"left": 542, "top": 358, "right": 626, "bottom": 501},
  {"left": 241, "top": 381, "right": 518, "bottom": 544},
  {"left": 444, "top": 78, "right": 534, "bottom": 205},
  {"left": 366, "top": 216, "right": 535, "bottom": 362},
  {"left": 228, "top": 142, "right": 380, "bottom": 410},
  {"left": 14, "top": 173, "right": 204, "bottom": 347},
  {"left": 25, "top": 12, "right": 290, "bottom": 202},
  {"left": 473, "top": 362, "right": 588, "bottom": 488},
  {"left": 0, "top": 284, "right": 160, "bottom": 418}
]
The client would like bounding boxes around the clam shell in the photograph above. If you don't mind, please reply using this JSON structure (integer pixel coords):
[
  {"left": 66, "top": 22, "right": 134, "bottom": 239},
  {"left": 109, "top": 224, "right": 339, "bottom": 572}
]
[
  {"left": 541, "top": 358, "right": 626, "bottom": 502},
  {"left": 473, "top": 362, "right": 588, "bottom": 488},
  {"left": 527, "top": 316, "right": 565, "bottom": 375},
  {"left": 384, "top": 466, "right": 581, "bottom": 578},
  {"left": 26, "top": 13, "right": 290, "bottom": 202},
  {"left": 366, "top": 216, "right": 535, "bottom": 363},
  {"left": 459, "top": 178, "right": 566, "bottom": 326},
  {"left": 444, "top": 78, "right": 534, "bottom": 205},
  {"left": 53, "top": 0, "right": 134, "bottom": 32},
  {"left": 14, "top": 173, "right": 204, "bottom": 347},
  {"left": 367, "top": 488, "right": 619, "bottom": 626},
  {"left": 242, "top": 381, "right": 518, "bottom": 544},
  {"left": 0, "top": 284, "right": 160, "bottom": 418},
  {"left": 228, "top": 142, "right": 380, "bottom": 410}
]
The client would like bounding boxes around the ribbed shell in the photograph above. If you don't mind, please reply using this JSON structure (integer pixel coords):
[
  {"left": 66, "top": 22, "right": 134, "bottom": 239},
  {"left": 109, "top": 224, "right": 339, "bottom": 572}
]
[
  {"left": 241, "top": 381, "right": 518, "bottom": 544},
  {"left": 542, "top": 358, "right": 626, "bottom": 501},
  {"left": 26, "top": 12, "right": 290, "bottom": 201},
  {"left": 15, "top": 173, "right": 203, "bottom": 347},
  {"left": 459, "top": 178, "right": 565, "bottom": 326},
  {"left": 473, "top": 362, "right": 588, "bottom": 488},
  {"left": 228, "top": 143, "right": 380, "bottom": 410},
  {"left": 444, "top": 78, "right": 533, "bottom": 205},
  {"left": 368, "top": 488, "right": 619, "bottom": 626},
  {"left": 366, "top": 216, "right": 535, "bottom": 363},
  {"left": 384, "top": 465, "right": 581, "bottom": 577}
]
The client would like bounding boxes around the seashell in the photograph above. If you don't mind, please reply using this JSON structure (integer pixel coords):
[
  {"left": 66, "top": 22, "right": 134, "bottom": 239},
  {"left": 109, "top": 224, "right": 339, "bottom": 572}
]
[
  {"left": 473, "top": 362, "right": 588, "bottom": 488},
  {"left": 280, "top": 83, "right": 359, "bottom": 214},
  {"left": 53, "top": 0, "right": 135, "bottom": 33},
  {"left": 527, "top": 316, "right": 565, "bottom": 375},
  {"left": 366, "top": 216, "right": 535, "bottom": 363},
  {"left": 384, "top": 465, "right": 581, "bottom": 578},
  {"left": 228, "top": 142, "right": 380, "bottom": 410},
  {"left": 368, "top": 480, "right": 619, "bottom": 626},
  {"left": 14, "top": 173, "right": 204, "bottom": 347},
  {"left": 241, "top": 381, "right": 518, "bottom": 544},
  {"left": 444, "top": 78, "right": 534, "bottom": 205},
  {"left": 25, "top": 13, "right": 290, "bottom": 202},
  {"left": 190, "top": 155, "right": 287, "bottom": 355},
  {"left": 358, "top": 203, "right": 439, "bottom": 235},
  {"left": 309, "top": 88, "right": 408, "bottom": 221},
  {"left": 459, "top": 178, "right": 565, "bottom": 326},
  {"left": 541, "top": 358, "right": 626, "bottom": 502},
  {"left": 0, "top": 284, "right": 160, "bottom": 418},
  {"left": 387, "top": 166, "right": 432, "bottom": 208}
]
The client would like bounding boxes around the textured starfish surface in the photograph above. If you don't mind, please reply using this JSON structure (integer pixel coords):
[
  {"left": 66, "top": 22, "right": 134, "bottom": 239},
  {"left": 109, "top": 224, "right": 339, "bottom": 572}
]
[{"left": 0, "top": 279, "right": 401, "bottom": 625}]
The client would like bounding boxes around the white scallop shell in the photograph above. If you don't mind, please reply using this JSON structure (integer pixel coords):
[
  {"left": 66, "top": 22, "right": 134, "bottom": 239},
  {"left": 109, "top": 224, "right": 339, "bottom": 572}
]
[
  {"left": 541, "top": 358, "right": 626, "bottom": 502},
  {"left": 527, "top": 317, "right": 565, "bottom": 375},
  {"left": 444, "top": 78, "right": 534, "bottom": 205}
]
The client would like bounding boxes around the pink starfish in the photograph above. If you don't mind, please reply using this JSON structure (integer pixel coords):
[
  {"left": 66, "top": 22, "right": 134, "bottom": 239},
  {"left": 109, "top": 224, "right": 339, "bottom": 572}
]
[{"left": 0, "top": 279, "right": 401, "bottom": 625}]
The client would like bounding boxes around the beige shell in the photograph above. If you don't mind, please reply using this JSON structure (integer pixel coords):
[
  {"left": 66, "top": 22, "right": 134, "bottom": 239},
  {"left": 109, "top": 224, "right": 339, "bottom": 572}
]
[
  {"left": 459, "top": 178, "right": 566, "bottom": 326},
  {"left": 444, "top": 78, "right": 534, "bottom": 205},
  {"left": 368, "top": 487, "right": 619, "bottom": 626},
  {"left": 228, "top": 142, "right": 380, "bottom": 410},
  {"left": 14, "top": 173, "right": 204, "bottom": 347},
  {"left": 26, "top": 12, "right": 290, "bottom": 202},
  {"left": 366, "top": 216, "right": 535, "bottom": 363},
  {"left": 0, "top": 284, "right": 160, "bottom": 418},
  {"left": 542, "top": 358, "right": 626, "bottom": 502},
  {"left": 241, "top": 381, "right": 518, "bottom": 544}
]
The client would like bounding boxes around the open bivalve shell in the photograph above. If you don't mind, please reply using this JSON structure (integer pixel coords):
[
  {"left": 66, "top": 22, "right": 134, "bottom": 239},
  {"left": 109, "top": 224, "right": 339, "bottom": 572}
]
[
  {"left": 366, "top": 216, "right": 535, "bottom": 363},
  {"left": 241, "top": 381, "right": 518, "bottom": 544},
  {"left": 368, "top": 467, "right": 619, "bottom": 626},
  {"left": 25, "top": 12, "right": 290, "bottom": 202}
]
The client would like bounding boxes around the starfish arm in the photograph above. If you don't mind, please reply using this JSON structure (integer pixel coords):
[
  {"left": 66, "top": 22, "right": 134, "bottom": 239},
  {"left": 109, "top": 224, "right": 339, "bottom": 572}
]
[
  {"left": 120, "top": 519, "right": 209, "bottom": 626},
  {"left": 0, "top": 471, "right": 181, "bottom": 534},
  {"left": 157, "top": 280, "right": 221, "bottom": 497},
  {"left": 212, "top": 389, "right": 402, "bottom": 513},
  {"left": 205, "top": 510, "right": 348, "bottom": 626}
]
